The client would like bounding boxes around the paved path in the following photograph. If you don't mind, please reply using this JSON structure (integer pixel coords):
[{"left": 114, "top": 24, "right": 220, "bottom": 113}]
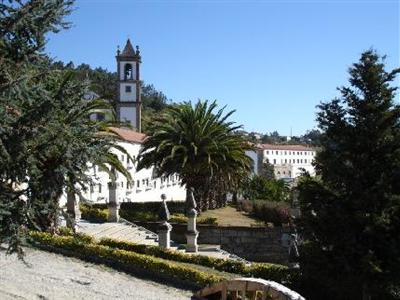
[{"left": 0, "top": 248, "right": 193, "bottom": 300}]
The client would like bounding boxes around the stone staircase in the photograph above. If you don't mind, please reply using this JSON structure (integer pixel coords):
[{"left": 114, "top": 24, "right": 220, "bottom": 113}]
[
  {"left": 76, "top": 218, "right": 249, "bottom": 264},
  {"left": 76, "top": 218, "right": 159, "bottom": 246}
]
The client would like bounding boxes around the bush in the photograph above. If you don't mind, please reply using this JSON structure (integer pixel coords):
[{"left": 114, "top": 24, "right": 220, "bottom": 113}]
[
  {"left": 169, "top": 213, "right": 188, "bottom": 223},
  {"left": 120, "top": 210, "right": 157, "bottom": 222},
  {"left": 197, "top": 217, "right": 218, "bottom": 225},
  {"left": 121, "top": 201, "right": 186, "bottom": 214},
  {"left": 80, "top": 204, "right": 108, "bottom": 223},
  {"left": 98, "top": 237, "right": 246, "bottom": 274},
  {"left": 252, "top": 201, "right": 290, "bottom": 226},
  {"left": 29, "top": 231, "right": 294, "bottom": 286},
  {"left": 29, "top": 231, "right": 224, "bottom": 288},
  {"left": 237, "top": 199, "right": 253, "bottom": 213},
  {"left": 237, "top": 200, "right": 290, "bottom": 226}
]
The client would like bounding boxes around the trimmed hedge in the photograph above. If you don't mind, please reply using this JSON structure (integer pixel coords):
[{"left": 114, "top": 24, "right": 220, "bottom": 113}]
[
  {"left": 99, "top": 237, "right": 246, "bottom": 274},
  {"left": 169, "top": 213, "right": 218, "bottom": 225},
  {"left": 29, "top": 231, "right": 225, "bottom": 288},
  {"left": 98, "top": 238, "right": 293, "bottom": 284},
  {"left": 80, "top": 204, "right": 108, "bottom": 223}
]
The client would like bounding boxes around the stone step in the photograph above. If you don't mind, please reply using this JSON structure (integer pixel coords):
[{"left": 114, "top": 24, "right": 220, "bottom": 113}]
[{"left": 90, "top": 223, "right": 132, "bottom": 238}]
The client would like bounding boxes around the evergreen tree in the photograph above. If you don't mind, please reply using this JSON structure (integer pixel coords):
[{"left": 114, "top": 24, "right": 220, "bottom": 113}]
[
  {"left": 0, "top": 0, "right": 131, "bottom": 255},
  {"left": 297, "top": 50, "right": 400, "bottom": 299}
]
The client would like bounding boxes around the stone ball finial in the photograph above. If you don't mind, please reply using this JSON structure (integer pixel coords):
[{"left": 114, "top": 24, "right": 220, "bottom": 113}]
[
  {"left": 117, "top": 45, "right": 120, "bottom": 56},
  {"left": 158, "top": 195, "right": 170, "bottom": 221},
  {"left": 136, "top": 45, "right": 140, "bottom": 55}
]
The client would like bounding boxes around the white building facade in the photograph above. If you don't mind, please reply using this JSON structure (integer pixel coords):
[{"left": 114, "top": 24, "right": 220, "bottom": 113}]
[
  {"left": 79, "top": 127, "right": 186, "bottom": 204},
  {"left": 249, "top": 144, "right": 317, "bottom": 179}
]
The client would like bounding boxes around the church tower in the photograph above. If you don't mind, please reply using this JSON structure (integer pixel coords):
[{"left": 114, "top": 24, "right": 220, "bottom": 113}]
[{"left": 116, "top": 39, "right": 142, "bottom": 132}]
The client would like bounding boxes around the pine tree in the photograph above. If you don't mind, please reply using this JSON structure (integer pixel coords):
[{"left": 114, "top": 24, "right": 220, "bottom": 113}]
[{"left": 297, "top": 50, "right": 400, "bottom": 299}]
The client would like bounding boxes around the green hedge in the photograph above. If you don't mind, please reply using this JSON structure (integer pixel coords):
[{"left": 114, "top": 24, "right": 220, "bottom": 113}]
[
  {"left": 98, "top": 238, "right": 293, "bottom": 284},
  {"left": 30, "top": 230, "right": 294, "bottom": 286},
  {"left": 29, "top": 231, "right": 225, "bottom": 288},
  {"left": 99, "top": 237, "right": 246, "bottom": 274},
  {"left": 169, "top": 213, "right": 218, "bottom": 225},
  {"left": 80, "top": 204, "right": 108, "bottom": 223}
]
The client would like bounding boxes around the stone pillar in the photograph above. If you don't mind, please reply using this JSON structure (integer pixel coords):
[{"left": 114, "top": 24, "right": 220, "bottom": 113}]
[
  {"left": 66, "top": 189, "right": 81, "bottom": 229},
  {"left": 185, "top": 189, "right": 199, "bottom": 253},
  {"left": 158, "top": 222, "right": 172, "bottom": 248},
  {"left": 158, "top": 194, "right": 172, "bottom": 248},
  {"left": 108, "top": 181, "right": 120, "bottom": 222}
]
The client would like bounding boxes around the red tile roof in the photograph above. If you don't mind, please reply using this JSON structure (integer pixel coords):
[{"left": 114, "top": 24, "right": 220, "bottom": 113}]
[
  {"left": 257, "top": 144, "right": 315, "bottom": 151},
  {"left": 108, "top": 127, "right": 147, "bottom": 144}
]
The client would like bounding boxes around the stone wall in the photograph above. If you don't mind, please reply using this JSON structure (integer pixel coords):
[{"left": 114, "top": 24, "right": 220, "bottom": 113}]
[{"left": 135, "top": 221, "right": 292, "bottom": 264}]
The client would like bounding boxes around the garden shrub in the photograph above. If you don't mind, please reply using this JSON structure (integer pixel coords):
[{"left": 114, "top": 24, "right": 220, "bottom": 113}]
[
  {"left": 169, "top": 213, "right": 188, "bottom": 223},
  {"left": 120, "top": 201, "right": 186, "bottom": 215},
  {"left": 80, "top": 204, "right": 108, "bottom": 223},
  {"left": 197, "top": 217, "right": 218, "bottom": 225},
  {"left": 29, "top": 231, "right": 294, "bottom": 286},
  {"left": 29, "top": 231, "right": 224, "bottom": 287},
  {"left": 238, "top": 200, "right": 290, "bottom": 226},
  {"left": 252, "top": 201, "right": 290, "bottom": 226},
  {"left": 98, "top": 237, "right": 246, "bottom": 274}
]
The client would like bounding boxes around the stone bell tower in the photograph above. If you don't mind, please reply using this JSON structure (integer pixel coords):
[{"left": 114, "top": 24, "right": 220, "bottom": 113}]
[{"left": 116, "top": 39, "right": 142, "bottom": 132}]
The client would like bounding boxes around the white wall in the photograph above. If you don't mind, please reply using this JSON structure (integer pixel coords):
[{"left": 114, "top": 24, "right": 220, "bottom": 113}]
[
  {"left": 263, "top": 148, "right": 316, "bottom": 178},
  {"left": 245, "top": 150, "right": 259, "bottom": 176},
  {"left": 60, "top": 140, "right": 186, "bottom": 206},
  {"left": 245, "top": 147, "right": 316, "bottom": 179},
  {"left": 119, "top": 83, "right": 137, "bottom": 102},
  {"left": 120, "top": 106, "right": 137, "bottom": 127}
]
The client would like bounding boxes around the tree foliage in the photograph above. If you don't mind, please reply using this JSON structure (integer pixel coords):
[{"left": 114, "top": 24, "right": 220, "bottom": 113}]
[
  {"left": 0, "top": 0, "right": 130, "bottom": 255},
  {"left": 242, "top": 175, "right": 290, "bottom": 203},
  {"left": 137, "top": 100, "right": 252, "bottom": 211},
  {"left": 297, "top": 50, "right": 400, "bottom": 300}
]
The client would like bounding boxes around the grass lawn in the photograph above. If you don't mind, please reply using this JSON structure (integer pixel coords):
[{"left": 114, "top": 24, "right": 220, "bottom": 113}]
[{"left": 199, "top": 205, "right": 263, "bottom": 227}]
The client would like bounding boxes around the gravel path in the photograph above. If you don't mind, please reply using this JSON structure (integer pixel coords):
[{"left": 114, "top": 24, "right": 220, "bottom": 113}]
[{"left": 0, "top": 247, "right": 193, "bottom": 300}]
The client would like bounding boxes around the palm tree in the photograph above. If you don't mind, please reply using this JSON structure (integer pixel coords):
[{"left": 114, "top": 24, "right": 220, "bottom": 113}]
[{"left": 137, "top": 100, "right": 252, "bottom": 211}]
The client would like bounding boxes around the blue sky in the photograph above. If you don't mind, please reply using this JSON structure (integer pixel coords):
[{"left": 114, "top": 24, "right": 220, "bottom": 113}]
[{"left": 46, "top": 0, "right": 399, "bottom": 136}]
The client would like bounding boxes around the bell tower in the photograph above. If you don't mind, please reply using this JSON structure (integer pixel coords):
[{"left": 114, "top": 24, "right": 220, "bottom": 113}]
[{"left": 116, "top": 39, "right": 142, "bottom": 132}]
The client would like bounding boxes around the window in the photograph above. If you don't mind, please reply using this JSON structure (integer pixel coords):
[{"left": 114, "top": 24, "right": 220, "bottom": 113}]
[
  {"left": 121, "top": 155, "right": 124, "bottom": 161},
  {"left": 273, "top": 159, "right": 276, "bottom": 164},
  {"left": 276, "top": 151, "right": 278, "bottom": 155},
  {"left": 285, "top": 159, "right": 287, "bottom": 163},
  {"left": 98, "top": 183, "right": 102, "bottom": 193},
  {"left": 124, "top": 63, "right": 133, "bottom": 80},
  {"left": 305, "top": 159, "right": 307, "bottom": 163},
  {"left": 266, "top": 151, "right": 269, "bottom": 155},
  {"left": 90, "top": 184, "right": 94, "bottom": 193},
  {"left": 297, "top": 159, "right": 300, "bottom": 163},
  {"left": 121, "top": 181, "right": 124, "bottom": 188},
  {"left": 137, "top": 180, "right": 140, "bottom": 187},
  {"left": 125, "top": 85, "right": 132, "bottom": 93},
  {"left": 284, "top": 151, "right": 287, "bottom": 155}
]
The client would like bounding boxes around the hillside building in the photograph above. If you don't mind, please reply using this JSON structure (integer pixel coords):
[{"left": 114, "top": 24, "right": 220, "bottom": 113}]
[{"left": 248, "top": 144, "right": 316, "bottom": 179}]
